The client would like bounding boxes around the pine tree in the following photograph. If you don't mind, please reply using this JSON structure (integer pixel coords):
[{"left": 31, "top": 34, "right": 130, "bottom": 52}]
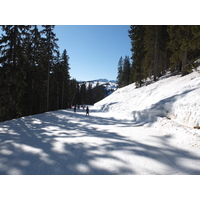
[
  {"left": 21, "top": 25, "right": 46, "bottom": 115},
  {"left": 69, "top": 78, "right": 79, "bottom": 106},
  {"left": 117, "top": 56, "right": 123, "bottom": 88},
  {"left": 128, "top": 25, "right": 146, "bottom": 87},
  {"left": 168, "top": 25, "right": 200, "bottom": 76},
  {"left": 51, "top": 51, "right": 61, "bottom": 110},
  {"left": 41, "top": 25, "right": 59, "bottom": 111},
  {"left": 29, "top": 25, "right": 44, "bottom": 114},
  {"left": 87, "top": 83, "right": 94, "bottom": 105},
  {"left": 93, "top": 82, "right": 106, "bottom": 103},
  {"left": 129, "top": 25, "right": 170, "bottom": 87},
  {"left": 0, "top": 25, "right": 31, "bottom": 120},
  {"left": 80, "top": 83, "right": 87, "bottom": 105},
  {"left": 143, "top": 25, "right": 170, "bottom": 81},
  {"left": 122, "top": 56, "right": 131, "bottom": 86},
  {"left": 117, "top": 56, "right": 131, "bottom": 88},
  {"left": 60, "top": 49, "right": 70, "bottom": 108}
]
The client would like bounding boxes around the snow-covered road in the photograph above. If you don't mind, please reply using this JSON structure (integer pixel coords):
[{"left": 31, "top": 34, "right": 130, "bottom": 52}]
[{"left": 1, "top": 108, "right": 200, "bottom": 175}]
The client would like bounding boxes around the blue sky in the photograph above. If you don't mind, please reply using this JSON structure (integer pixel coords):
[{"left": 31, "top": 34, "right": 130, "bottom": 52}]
[
  {"left": 54, "top": 25, "right": 132, "bottom": 81},
  {"left": 0, "top": 25, "right": 132, "bottom": 81}
]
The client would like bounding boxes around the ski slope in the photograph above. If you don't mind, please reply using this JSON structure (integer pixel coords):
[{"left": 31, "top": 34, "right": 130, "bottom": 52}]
[
  {"left": 0, "top": 69, "right": 200, "bottom": 175},
  {"left": 0, "top": 107, "right": 200, "bottom": 175}
]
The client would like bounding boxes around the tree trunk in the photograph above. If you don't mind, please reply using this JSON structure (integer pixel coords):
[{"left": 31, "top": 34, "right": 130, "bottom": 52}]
[
  {"left": 154, "top": 25, "right": 158, "bottom": 81},
  {"left": 182, "top": 49, "right": 188, "bottom": 76},
  {"left": 61, "top": 77, "right": 64, "bottom": 108},
  {"left": 46, "top": 62, "right": 50, "bottom": 112},
  {"left": 57, "top": 80, "right": 59, "bottom": 110}
]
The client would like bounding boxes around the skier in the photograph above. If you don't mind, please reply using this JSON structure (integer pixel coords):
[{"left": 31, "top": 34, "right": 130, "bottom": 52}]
[
  {"left": 86, "top": 106, "right": 89, "bottom": 116},
  {"left": 74, "top": 105, "right": 76, "bottom": 113}
]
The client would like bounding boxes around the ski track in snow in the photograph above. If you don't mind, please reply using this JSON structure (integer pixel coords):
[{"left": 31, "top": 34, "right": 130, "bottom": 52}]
[{"left": 0, "top": 108, "right": 200, "bottom": 175}]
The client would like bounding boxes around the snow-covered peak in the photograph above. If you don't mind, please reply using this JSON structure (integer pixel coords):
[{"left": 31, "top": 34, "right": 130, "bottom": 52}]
[
  {"left": 78, "top": 79, "right": 117, "bottom": 95},
  {"left": 92, "top": 78, "right": 116, "bottom": 83}
]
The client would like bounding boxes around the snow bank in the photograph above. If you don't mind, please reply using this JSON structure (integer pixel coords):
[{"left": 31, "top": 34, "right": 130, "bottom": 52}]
[{"left": 95, "top": 68, "right": 200, "bottom": 128}]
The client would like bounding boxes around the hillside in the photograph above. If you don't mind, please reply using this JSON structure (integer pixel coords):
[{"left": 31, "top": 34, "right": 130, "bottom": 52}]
[{"left": 95, "top": 68, "right": 200, "bottom": 129}]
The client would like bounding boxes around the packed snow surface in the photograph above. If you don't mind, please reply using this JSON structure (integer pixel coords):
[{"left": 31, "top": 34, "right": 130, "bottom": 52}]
[
  {"left": 0, "top": 69, "right": 200, "bottom": 175},
  {"left": 0, "top": 108, "right": 200, "bottom": 175}
]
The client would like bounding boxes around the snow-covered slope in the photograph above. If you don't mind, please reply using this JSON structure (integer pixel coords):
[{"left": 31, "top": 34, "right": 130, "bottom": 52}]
[{"left": 95, "top": 68, "right": 200, "bottom": 128}]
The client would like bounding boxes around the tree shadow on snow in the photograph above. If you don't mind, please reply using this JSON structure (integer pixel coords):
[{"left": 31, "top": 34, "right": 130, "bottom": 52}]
[{"left": 0, "top": 109, "right": 200, "bottom": 175}]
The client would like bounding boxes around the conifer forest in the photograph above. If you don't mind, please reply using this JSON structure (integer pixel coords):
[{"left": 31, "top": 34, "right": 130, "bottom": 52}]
[
  {"left": 0, "top": 25, "right": 106, "bottom": 122},
  {"left": 117, "top": 25, "right": 200, "bottom": 88}
]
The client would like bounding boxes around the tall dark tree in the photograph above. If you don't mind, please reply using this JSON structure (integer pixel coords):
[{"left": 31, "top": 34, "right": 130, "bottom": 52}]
[
  {"left": 117, "top": 56, "right": 131, "bottom": 88},
  {"left": 144, "top": 25, "right": 170, "bottom": 81},
  {"left": 41, "top": 25, "right": 59, "bottom": 111},
  {"left": 69, "top": 78, "right": 79, "bottom": 106},
  {"left": 93, "top": 82, "right": 106, "bottom": 103},
  {"left": 122, "top": 56, "right": 131, "bottom": 86},
  {"left": 23, "top": 25, "right": 45, "bottom": 115},
  {"left": 50, "top": 49, "right": 71, "bottom": 110},
  {"left": 128, "top": 25, "right": 146, "bottom": 87},
  {"left": 117, "top": 56, "right": 123, "bottom": 88},
  {"left": 87, "top": 83, "right": 94, "bottom": 105},
  {"left": 0, "top": 25, "right": 31, "bottom": 120},
  {"left": 129, "top": 25, "right": 170, "bottom": 87},
  {"left": 80, "top": 83, "right": 87, "bottom": 105},
  {"left": 168, "top": 25, "right": 200, "bottom": 76},
  {"left": 60, "top": 49, "right": 70, "bottom": 108}
]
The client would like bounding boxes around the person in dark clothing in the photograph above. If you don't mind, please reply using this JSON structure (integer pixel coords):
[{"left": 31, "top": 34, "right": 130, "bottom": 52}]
[
  {"left": 86, "top": 106, "right": 89, "bottom": 116},
  {"left": 74, "top": 105, "right": 76, "bottom": 113}
]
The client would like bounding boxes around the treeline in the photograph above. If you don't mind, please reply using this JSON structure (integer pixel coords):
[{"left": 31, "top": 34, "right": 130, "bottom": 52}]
[
  {"left": 117, "top": 25, "right": 200, "bottom": 88},
  {"left": 72, "top": 82, "right": 107, "bottom": 106},
  {"left": 0, "top": 25, "right": 74, "bottom": 122}
]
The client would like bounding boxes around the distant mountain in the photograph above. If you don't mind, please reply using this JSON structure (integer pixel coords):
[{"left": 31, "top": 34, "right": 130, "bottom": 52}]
[
  {"left": 78, "top": 79, "right": 118, "bottom": 96},
  {"left": 92, "top": 79, "right": 117, "bottom": 83},
  {"left": 79, "top": 79, "right": 116, "bottom": 83}
]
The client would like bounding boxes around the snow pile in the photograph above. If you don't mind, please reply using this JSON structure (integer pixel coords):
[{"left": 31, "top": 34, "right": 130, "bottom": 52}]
[{"left": 95, "top": 68, "right": 200, "bottom": 128}]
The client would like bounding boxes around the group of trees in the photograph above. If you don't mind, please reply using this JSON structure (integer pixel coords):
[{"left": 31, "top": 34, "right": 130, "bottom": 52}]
[
  {"left": 0, "top": 24, "right": 109, "bottom": 122},
  {"left": 0, "top": 25, "right": 74, "bottom": 122},
  {"left": 117, "top": 56, "right": 131, "bottom": 88},
  {"left": 117, "top": 25, "right": 200, "bottom": 88},
  {"left": 73, "top": 82, "right": 107, "bottom": 106}
]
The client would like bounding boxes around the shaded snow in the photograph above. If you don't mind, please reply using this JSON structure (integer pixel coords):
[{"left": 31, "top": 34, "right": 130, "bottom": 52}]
[{"left": 0, "top": 107, "right": 200, "bottom": 175}]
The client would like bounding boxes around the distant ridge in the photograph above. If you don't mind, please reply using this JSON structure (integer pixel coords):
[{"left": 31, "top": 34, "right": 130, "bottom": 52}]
[
  {"left": 78, "top": 79, "right": 118, "bottom": 96},
  {"left": 78, "top": 79, "right": 116, "bottom": 83}
]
